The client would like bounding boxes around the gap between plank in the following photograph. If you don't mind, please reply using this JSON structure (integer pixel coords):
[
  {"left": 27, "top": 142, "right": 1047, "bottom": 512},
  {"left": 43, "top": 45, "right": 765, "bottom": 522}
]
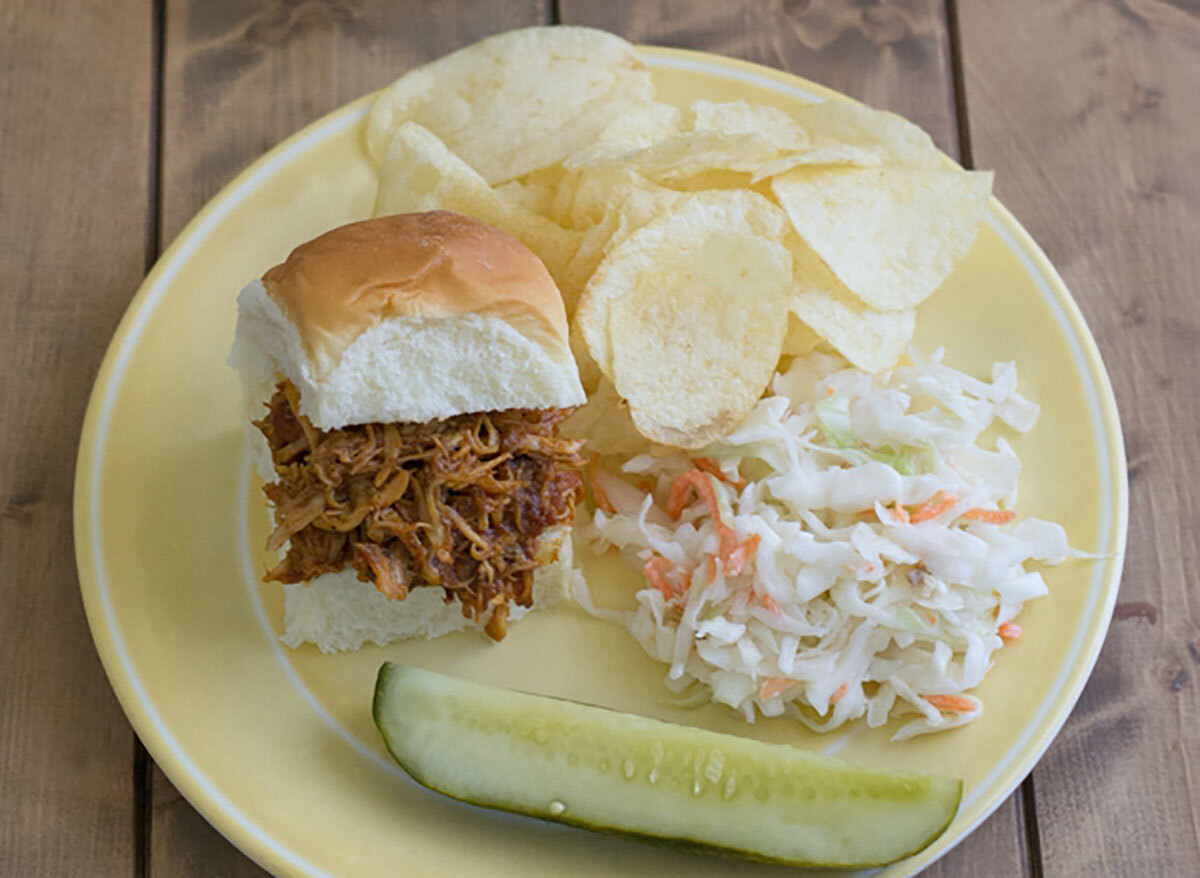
[
  {"left": 546, "top": 0, "right": 561, "bottom": 25},
  {"left": 945, "top": 3, "right": 1043, "bottom": 871},
  {"left": 946, "top": 4, "right": 1046, "bottom": 873},
  {"left": 135, "top": 1, "right": 166, "bottom": 877},
  {"left": 132, "top": 738, "right": 151, "bottom": 878},
  {"left": 1021, "top": 775, "right": 1046, "bottom": 878},
  {"left": 943, "top": 0, "right": 974, "bottom": 169},
  {"left": 144, "top": 0, "right": 165, "bottom": 271}
]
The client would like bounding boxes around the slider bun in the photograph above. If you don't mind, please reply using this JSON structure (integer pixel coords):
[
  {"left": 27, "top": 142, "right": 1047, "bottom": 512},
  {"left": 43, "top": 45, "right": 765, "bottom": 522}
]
[
  {"left": 230, "top": 211, "right": 585, "bottom": 429},
  {"left": 279, "top": 528, "right": 572, "bottom": 653}
]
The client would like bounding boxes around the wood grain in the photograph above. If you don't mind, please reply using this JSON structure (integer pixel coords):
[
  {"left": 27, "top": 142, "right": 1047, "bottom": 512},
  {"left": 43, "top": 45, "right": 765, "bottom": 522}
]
[
  {"left": 958, "top": 0, "right": 1200, "bottom": 874},
  {"left": 0, "top": 0, "right": 152, "bottom": 875},
  {"left": 151, "top": 2, "right": 547, "bottom": 872},
  {"left": 557, "top": 3, "right": 1031, "bottom": 873},
  {"left": 160, "top": 0, "right": 545, "bottom": 242}
]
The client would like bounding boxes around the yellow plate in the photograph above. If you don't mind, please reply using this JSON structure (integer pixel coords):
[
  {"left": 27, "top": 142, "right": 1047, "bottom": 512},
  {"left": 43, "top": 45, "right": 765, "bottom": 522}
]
[{"left": 75, "top": 48, "right": 1127, "bottom": 876}]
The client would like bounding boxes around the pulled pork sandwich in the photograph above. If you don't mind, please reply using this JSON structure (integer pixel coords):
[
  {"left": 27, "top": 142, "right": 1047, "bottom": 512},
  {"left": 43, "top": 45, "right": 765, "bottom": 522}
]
[{"left": 229, "top": 211, "right": 587, "bottom": 651}]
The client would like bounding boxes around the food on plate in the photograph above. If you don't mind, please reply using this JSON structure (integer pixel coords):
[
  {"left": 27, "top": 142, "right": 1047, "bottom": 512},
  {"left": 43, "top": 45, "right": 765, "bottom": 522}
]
[
  {"left": 782, "top": 100, "right": 942, "bottom": 168},
  {"left": 229, "top": 211, "right": 587, "bottom": 648},
  {"left": 578, "top": 349, "right": 1071, "bottom": 740},
  {"left": 374, "top": 663, "right": 962, "bottom": 867},
  {"left": 356, "top": 21, "right": 1068, "bottom": 747},
  {"left": 363, "top": 28, "right": 994, "bottom": 446},
  {"left": 374, "top": 121, "right": 580, "bottom": 280},
  {"left": 562, "top": 102, "right": 685, "bottom": 170},
  {"left": 772, "top": 164, "right": 993, "bottom": 311},
  {"left": 575, "top": 190, "right": 795, "bottom": 448},
  {"left": 366, "top": 27, "right": 654, "bottom": 184},
  {"left": 787, "top": 239, "right": 917, "bottom": 374}
]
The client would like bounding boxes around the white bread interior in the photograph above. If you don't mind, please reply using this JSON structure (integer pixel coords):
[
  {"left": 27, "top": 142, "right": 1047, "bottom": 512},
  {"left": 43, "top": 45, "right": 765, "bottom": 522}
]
[
  {"left": 280, "top": 529, "right": 571, "bottom": 653},
  {"left": 231, "top": 280, "right": 584, "bottom": 429}
]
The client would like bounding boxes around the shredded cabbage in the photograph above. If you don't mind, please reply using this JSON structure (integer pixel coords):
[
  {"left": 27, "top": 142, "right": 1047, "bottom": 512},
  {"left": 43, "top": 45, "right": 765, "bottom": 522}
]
[{"left": 578, "top": 349, "right": 1076, "bottom": 741}]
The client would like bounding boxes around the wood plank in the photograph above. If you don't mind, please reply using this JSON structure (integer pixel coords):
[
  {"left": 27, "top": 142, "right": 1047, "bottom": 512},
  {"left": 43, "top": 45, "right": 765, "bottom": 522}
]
[
  {"left": 150, "top": 2, "right": 546, "bottom": 873},
  {"left": 0, "top": 0, "right": 152, "bottom": 875},
  {"left": 160, "top": 0, "right": 544, "bottom": 243},
  {"left": 958, "top": 1, "right": 1200, "bottom": 875},
  {"left": 558, "top": 3, "right": 1032, "bottom": 873}
]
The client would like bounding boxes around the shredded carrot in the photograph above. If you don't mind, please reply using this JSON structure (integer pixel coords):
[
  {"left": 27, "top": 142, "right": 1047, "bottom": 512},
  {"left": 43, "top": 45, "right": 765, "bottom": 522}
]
[
  {"left": 636, "top": 479, "right": 654, "bottom": 494},
  {"left": 692, "top": 456, "right": 746, "bottom": 489},
  {"left": 589, "top": 456, "right": 616, "bottom": 514},
  {"left": 826, "top": 385, "right": 836, "bottom": 397},
  {"left": 892, "top": 502, "right": 910, "bottom": 525},
  {"left": 925, "top": 694, "right": 977, "bottom": 713},
  {"left": 642, "top": 555, "right": 677, "bottom": 599},
  {"left": 759, "top": 677, "right": 792, "bottom": 699},
  {"left": 705, "top": 554, "right": 719, "bottom": 583},
  {"left": 667, "top": 470, "right": 740, "bottom": 562},
  {"left": 643, "top": 555, "right": 692, "bottom": 603},
  {"left": 667, "top": 470, "right": 707, "bottom": 519},
  {"left": 998, "top": 621, "right": 1023, "bottom": 641},
  {"left": 759, "top": 592, "right": 782, "bottom": 614},
  {"left": 962, "top": 507, "right": 1016, "bottom": 524},
  {"left": 908, "top": 490, "right": 958, "bottom": 523},
  {"left": 830, "top": 682, "right": 849, "bottom": 704},
  {"left": 726, "top": 534, "right": 761, "bottom": 577}
]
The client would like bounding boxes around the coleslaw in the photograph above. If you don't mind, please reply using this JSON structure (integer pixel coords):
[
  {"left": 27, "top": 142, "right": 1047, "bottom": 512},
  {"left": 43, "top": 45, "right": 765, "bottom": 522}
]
[{"left": 576, "top": 349, "right": 1076, "bottom": 740}]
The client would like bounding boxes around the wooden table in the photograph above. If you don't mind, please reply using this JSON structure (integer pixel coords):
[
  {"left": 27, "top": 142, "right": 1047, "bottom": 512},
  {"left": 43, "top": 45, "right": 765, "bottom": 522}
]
[{"left": 2, "top": 1, "right": 1195, "bottom": 874}]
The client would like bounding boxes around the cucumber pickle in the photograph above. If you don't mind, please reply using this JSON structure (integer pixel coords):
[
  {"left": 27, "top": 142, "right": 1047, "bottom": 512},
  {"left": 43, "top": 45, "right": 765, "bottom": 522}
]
[{"left": 373, "top": 663, "right": 961, "bottom": 867}]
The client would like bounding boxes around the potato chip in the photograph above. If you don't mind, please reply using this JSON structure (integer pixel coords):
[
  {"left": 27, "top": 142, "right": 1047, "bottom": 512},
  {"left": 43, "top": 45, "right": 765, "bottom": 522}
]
[
  {"left": 787, "top": 237, "right": 915, "bottom": 372},
  {"left": 577, "top": 189, "right": 789, "bottom": 376},
  {"left": 664, "top": 169, "right": 761, "bottom": 193},
  {"left": 567, "top": 100, "right": 908, "bottom": 188},
  {"left": 546, "top": 170, "right": 584, "bottom": 230},
  {"left": 772, "top": 165, "right": 992, "bottom": 310},
  {"left": 374, "top": 122, "right": 580, "bottom": 280},
  {"left": 610, "top": 231, "right": 794, "bottom": 448},
  {"left": 556, "top": 169, "right": 686, "bottom": 311},
  {"left": 789, "top": 101, "right": 942, "bottom": 167},
  {"left": 749, "top": 145, "right": 881, "bottom": 183},
  {"left": 690, "top": 99, "right": 808, "bottom": 149},
  {"left": 781, "top": 311, "right": 822, "bottom": 356},
  {"left": 366, "top": 27, "right": 654, "bottom": 184},
  {"left": 563, "top": 103, "right": 684, "bottom": 170},
  {"left": 577, "top": 191, "right": 793, "bottom": 448},
  {"left": 493, "top": 165, "right": 567, "bottom": 220},
  {"left": 569, "top": 320, "right": 604, "bottom": 394},
  {"left": 571, "top": 130, "right": 781, "bottom": 182},
  {"left": 558, "top": 208, "right": 623, "bottom": 315},
  {"left": 559, "top": 378, "right": 649, "bottom": 455},
  {"left": 565, "top": 167, "right": 678, "bottom": 230},
  {"left": 605, "top": 188, "right": 686, "bottom": 252}
]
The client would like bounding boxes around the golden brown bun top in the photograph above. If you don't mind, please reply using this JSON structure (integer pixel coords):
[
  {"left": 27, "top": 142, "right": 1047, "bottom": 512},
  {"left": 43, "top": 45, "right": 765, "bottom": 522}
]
[{"left": 262, "top": 211, "right": 572, "bottom": 372}]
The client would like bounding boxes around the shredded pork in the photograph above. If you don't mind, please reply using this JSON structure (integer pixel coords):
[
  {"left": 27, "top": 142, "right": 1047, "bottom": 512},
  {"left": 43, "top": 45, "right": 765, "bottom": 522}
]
[{"left": 255, "top": 380, "right": 584, "bottom": 640}]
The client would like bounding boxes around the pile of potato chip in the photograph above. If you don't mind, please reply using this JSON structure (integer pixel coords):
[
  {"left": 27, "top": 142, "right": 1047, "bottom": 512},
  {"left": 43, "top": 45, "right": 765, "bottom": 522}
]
[{"left": 366, "top": 26, "right": 993, "bottom": 450}]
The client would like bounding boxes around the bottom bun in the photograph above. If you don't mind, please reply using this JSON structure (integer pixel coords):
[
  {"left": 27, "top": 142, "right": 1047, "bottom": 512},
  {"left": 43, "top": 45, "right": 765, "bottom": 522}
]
[{"left": 280, "top": 528, "right": 573, "bottom": 653}]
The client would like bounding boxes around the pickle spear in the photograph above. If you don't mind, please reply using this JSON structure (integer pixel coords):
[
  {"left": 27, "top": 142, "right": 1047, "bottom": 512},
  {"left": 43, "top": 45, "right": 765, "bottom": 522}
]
[{"left": 373, "top": 663, "right": 960, "bottom": 867}]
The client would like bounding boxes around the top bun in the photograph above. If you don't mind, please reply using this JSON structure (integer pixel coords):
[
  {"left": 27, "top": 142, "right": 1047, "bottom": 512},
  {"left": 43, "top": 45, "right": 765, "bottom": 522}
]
[{"left": 230, "top": 211, "right": 586, "bottom": 429}]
